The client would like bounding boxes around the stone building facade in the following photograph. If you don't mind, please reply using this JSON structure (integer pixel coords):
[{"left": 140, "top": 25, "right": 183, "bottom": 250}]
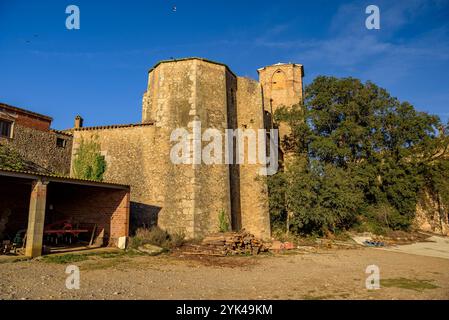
[
  {"left": 3, "top": 58, "right": 447, "bottom": 241},
  {"left": 0, "top": 103, "right": 73, "bottom": 175},
  {"left": 70, "top": 58, "right": 305, "bottom": 239}
]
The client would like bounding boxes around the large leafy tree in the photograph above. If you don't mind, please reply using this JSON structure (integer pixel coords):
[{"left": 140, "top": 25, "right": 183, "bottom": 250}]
[{"left": 270, "top": 76, "right": 449, "bottom": 234}]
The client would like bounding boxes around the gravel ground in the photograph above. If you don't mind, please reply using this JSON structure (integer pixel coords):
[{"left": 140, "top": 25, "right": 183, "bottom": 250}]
[{"left": 0, "top": 247, "right": 448, "bottom": 300}]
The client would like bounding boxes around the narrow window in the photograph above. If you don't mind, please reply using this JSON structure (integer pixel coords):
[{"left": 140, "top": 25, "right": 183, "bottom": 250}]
[
  {"left": 0, "top": 120, "right": 12, "bottom": 138},
  {"left": 56, "top": 137, "right": 67, "bottom": 148}
]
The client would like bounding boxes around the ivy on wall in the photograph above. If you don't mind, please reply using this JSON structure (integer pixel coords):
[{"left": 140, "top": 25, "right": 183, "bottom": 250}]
[{"left": 72, "top": 135, "right": 106, "bottom": 181}]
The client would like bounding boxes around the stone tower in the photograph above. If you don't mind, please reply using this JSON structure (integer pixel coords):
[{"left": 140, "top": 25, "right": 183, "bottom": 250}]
[
  {"left": 141, "top": 58, "right": 271, "bottom": 240},
  {"left": 141, "top": 58, "right": 235, "bottom": 238},
  {"left": 71, "top": 58, "right": 282, "bottom": 241},
  {"left": 258, "top": 63, "right": 304, "bottom": 139}
]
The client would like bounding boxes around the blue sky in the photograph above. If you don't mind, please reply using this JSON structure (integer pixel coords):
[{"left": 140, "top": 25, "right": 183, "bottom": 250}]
[{"left": 1, "top": 0, "right": 448, "bottom": 129}]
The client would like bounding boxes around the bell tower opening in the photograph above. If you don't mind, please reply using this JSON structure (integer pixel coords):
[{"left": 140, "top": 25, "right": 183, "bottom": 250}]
[{"left": 271, "top": 69, "right": 287, "bottom": 91}]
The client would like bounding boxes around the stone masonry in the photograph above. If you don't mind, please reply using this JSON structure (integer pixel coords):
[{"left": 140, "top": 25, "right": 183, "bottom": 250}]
[
  {"left": 0, "top": 103, "right": 73, "bottom": 175},
  {"left": 70, "top": 58, "right": 305, "bottom": 239}
]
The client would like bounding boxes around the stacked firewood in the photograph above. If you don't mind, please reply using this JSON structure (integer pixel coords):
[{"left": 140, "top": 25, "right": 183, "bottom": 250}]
[{"left": 182, "top": 230, "right": 268, "bottom": 256}]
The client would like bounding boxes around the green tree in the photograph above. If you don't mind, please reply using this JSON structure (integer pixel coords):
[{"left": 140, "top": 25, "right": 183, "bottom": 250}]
[
  {"left": 269, "top": 76, "right": 449, "bottom": 234},
  {"left": 72, "top": 136, "right": 106, "bottom": 181},
  {"left": 287, "top": 159, "right": 363, "bottom": 235},
  {"left": 0, "top": 144, "right": 27, "bottom": 170}
]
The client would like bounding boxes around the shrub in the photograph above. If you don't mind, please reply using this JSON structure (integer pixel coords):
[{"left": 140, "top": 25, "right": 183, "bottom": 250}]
[
  {"left": 354, "top": 215, "right": 388, "bottom": 235},
  {"left": 168, "top": 230, "right": 186, "bottom": 247},
  {"left": 218, "top": 209, "right": 230, "bottom": 233},
  {"left": 72, "top": 135, "right": 106, "bottom": 181},
  {"left": 129, "top": 226, "right": 185, "bottom": 249}
]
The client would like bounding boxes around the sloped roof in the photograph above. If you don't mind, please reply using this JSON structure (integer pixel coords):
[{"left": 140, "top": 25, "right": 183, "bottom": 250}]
[
  {"left": 70, "top": 122, "right": 154, "bottom": 131},
  {"left": 0, "top": 102, "right": 53, "bottom": 122},
  {"left": 0, "top": 167, "right": 129, "bottom": 190}
]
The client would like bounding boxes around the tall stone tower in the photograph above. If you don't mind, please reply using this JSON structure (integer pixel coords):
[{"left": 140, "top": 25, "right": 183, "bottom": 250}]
[
  {"left": 140, "top": 58, "right": 271, "bottom": 240},
  {"left": 258, "top": 63, "right": 304, "bottom": 235},
  {"left": 257, "top": 63, "right": 304, "bottom": 139},
  {"left": 140, "top": 58, "right": 235, "bottom": 238}
]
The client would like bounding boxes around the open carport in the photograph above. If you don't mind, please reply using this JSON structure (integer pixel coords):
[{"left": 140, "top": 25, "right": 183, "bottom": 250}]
[{"left": 0, "top": 168, "right": 130, "bottom": 257}]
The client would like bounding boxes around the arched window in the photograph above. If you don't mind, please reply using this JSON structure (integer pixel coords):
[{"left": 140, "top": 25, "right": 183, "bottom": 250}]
[{"left": 271, "top": 69, "right": 286, "bottom": 90}]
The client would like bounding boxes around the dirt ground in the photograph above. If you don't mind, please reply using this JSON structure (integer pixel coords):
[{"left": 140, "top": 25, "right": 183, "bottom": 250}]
[{"left": 0, "top": 246, "right": 448, "bottom": 300}]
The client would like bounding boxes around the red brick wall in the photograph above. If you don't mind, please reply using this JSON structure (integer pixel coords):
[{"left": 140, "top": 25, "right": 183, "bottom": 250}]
[
  {"left": 0, "top": 178, "right": 31, "bottom": 240},
  {"left": 0, "top": 104, "right": 51, "bottom": 131},
  {"left": 47, "top": 183, "right": 129, "bottom": 246},
  {"left": 15, "top": 113, "right": 51, "bottom": 131}
]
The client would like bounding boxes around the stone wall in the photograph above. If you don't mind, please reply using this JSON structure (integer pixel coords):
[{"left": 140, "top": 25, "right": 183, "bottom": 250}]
[
  {"left": 140, "top": 58, "right": 235, "bottom": 237},
  {"left": 258, "top": 63, "right": 304, "bottom": 113},
  {"left": 71, "top": 125, "right": 166, "bottom": 233},
  {"left": 193, "top": 61, "right": 232, "bottom": 236},
  {"left": 258, "top": 63, "right": 304, "bottom": 140},
  {"left": 226, "top": 70, "right": 241, "bottom": 231},
  {"left": 71, "top": 58, "right": 274, "bottom": 239},
  {"left": 141, "top": 59, "right": 204, "bottom": 237},
  {"left": 1, "top": 124, "right": 72, "bottom": 175},
  {"left": 235, "top": 77, "right": 271, "bottom": 239},
  {"left": 414, "top": 190, "right": 449, "bottom": 236}
]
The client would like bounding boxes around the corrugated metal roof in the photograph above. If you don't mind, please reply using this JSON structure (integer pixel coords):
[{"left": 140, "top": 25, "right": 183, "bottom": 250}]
[
  {"left": 0, "top": 167, "right": 129, "bottom": 189},
  {"left": 50, "top": 129, "right": 73, "bottom": 136}
]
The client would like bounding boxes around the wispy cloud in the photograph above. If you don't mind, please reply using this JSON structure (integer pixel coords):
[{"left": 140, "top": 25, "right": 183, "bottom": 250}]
[
  {"left": 330, "top": 0, "right": 447, "bottom": 36},
  {"left": 251, "top": 0, "right": 449, "bottom": 84}
]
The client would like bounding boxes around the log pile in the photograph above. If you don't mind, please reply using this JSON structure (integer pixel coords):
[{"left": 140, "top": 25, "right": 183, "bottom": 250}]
[{"left": 182, "top": 230, "right": 268, "bottom": 256}]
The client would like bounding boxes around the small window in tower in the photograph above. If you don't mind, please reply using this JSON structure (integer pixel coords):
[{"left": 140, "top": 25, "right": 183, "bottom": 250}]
[
  {"left": 0, "top": 120, "right": 13, "bottom": 138},
  {"left": 56, "top": 137, "right": 67, "bottom": 148}
]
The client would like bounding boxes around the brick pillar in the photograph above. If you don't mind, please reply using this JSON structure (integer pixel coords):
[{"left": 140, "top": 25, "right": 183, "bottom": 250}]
[{"left": 25, "top": 180, "right": 48, "bottom": 257}]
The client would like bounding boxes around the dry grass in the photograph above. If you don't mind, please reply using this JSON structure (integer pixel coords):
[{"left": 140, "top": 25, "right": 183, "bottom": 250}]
[
  {"left": 381, "top": 278, "right": 439, "bottom": 292},
  {"left": 130, "top": 227, "right": 185, "bottom": 249}
]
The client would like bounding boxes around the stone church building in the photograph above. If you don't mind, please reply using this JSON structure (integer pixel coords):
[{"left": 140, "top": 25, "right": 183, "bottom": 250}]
[
  {"left": 71, "top": 58, "right": 304, "bottom": 240},
  {"left": 2, "top": 58, "right": 447, "bottom": 256},
  {"left": 0, "top": 58, "right": 304, "bottom": 248}
]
